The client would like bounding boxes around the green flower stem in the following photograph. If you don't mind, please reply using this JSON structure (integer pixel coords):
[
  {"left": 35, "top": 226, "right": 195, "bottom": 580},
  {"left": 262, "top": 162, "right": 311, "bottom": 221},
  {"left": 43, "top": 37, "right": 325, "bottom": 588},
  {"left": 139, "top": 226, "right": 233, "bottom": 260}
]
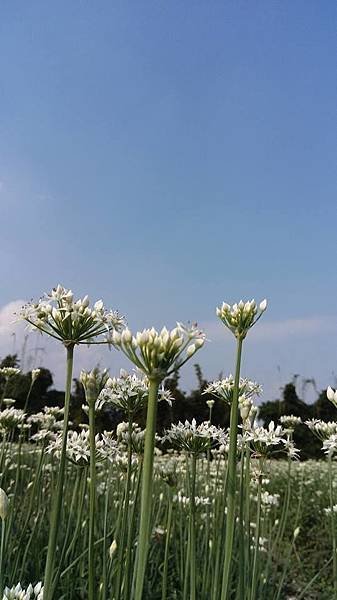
[
  {"left": 134, "top": 377, "right": 160, "bottom": 600},
  {"left": 0, "top": 518, "right": 6, "bottom": 598},
  {"left": 88, "top": 396, "right": 97, "bottom": 600},
  {"left": 328, "top": 453, "right": 337, "bottom": 600},
  {"left": 244, "top": 444, "right": 251, "bottom": 598},
  {"left": 115, "top": 414, "right": 133, "bottom": 600},
  {"left": 189, "top": 454, "right": 197, "bottom": 600},
  {"left": 221, "top": 337, "right": 243, "bottom": 600},
  {"left": 44, "top": 344, "right": 74, "bottom": 599},
  {"left": 161, "top": 490, "right": 173, "bottom": 600},
  {"left": 237, "top": 448, "right": 246, "bottom": 600},
  {"left": 250, "top": 461, "right": 263, "bottom": 600}
]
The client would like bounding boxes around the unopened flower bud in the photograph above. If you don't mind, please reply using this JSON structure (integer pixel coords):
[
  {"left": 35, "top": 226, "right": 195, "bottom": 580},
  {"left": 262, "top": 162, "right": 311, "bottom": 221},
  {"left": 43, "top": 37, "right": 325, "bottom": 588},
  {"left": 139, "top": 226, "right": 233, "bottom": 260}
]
[{"left": 0, "top": 488, "right": 9, "bottom": 520}]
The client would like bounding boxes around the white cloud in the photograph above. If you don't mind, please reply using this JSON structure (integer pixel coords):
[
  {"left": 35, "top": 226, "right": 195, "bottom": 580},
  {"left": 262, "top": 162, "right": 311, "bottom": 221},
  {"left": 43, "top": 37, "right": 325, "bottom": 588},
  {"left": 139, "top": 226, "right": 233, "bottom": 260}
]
[{"left": 201, "top": 315, "right": 337, "bottom": 343}]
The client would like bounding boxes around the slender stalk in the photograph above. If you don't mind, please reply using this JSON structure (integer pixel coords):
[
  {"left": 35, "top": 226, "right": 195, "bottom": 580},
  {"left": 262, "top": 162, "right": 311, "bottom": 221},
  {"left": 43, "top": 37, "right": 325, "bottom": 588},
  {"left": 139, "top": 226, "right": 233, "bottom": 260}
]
[
  {"left": 189, "top": 454, "right": 197, "bottom": 600},
  {"left": 88, "top": 398, "right": 97, "bottom": 600},
  {"left": 115, "top": 414, "right": 133, "bottom": 599},
  {"left": 0, "top": 518, "right": 5, "bottom": 597},
  {"left": 250, "top": 461, "right": 263, "bottom": 600},
  {"left": 328, "top": 453, "right": 337, "bottom": 600},
  {"left": 134, "top": 378, "right": 160, "bottom": 600},
  {"left": 221, "top": 337, "right": 243, "bottom": 600},
  {"left": 161, "top": 490, "right": 173, "bottom": 600},
  {"left": 43, "top": 344, "right": 74, "bottom": 599}
]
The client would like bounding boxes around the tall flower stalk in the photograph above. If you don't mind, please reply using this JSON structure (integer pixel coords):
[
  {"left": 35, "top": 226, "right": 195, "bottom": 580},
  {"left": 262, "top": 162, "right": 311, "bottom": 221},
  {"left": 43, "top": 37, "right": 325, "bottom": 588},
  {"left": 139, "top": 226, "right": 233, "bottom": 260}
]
[
  {"left": 19, "top": 285, "right": 124, "bottom": 599},
  {"left": 215, "top": 299, "right": 267, "bottom": 600},
  {"left": 80, "top": 368, "right": 110, "bottom": 600},
  {"left": 111, "top": 323, "right": 205, "bottom": 599}
]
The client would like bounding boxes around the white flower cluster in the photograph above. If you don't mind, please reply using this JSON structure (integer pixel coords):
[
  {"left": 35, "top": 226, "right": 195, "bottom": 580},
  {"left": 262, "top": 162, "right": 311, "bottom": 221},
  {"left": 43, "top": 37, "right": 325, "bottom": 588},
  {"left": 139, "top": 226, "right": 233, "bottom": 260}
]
[
  {"left": 246, "top": 421, "right": 284, "bottom": 455},
  {"left": 46, "top": 429, "right": 103, "bottom": 466},
  {"left": 327, "top": 386, "right": 337, "bottom": 409},
  {"left": 324, "top": 504, "right": 337, "bottom": 516},
  {"left": 110, "top": 323, "right": 205, "bottom": 380},
  {"left": 0, "top": 368, "right": 21, "bottom": 378},
  {"left": 2, "top": 582, "right": 43, "bottom": 600},
  {"left": 279, "top": 415, "right": 302, "bottom": 429},
  {"left": 204, "top": 376, "right": 262, "bottom": 405},
  {"left": 260, "top": 491, "right": 280, "bottom": 507},
  {"left": 163, "top": 419, "right": 225, "bottom": 455},
  {"left": 28, "top": 407, "right": 65, "bottom": 442},
  {"left": 322, "top": 434, "right": 337, "bottom": 456},
  {"left": 305, "top": 419, "right": 337, "bottom": 441},
  {"left": 100, "top": 369, "right": 173, "bottom": 414},
  {"left": 20, "top": 284, "right": 125, "bottom": 345},
  {"left": 216, "top": 299, "right": 267, "bottom": 339}
]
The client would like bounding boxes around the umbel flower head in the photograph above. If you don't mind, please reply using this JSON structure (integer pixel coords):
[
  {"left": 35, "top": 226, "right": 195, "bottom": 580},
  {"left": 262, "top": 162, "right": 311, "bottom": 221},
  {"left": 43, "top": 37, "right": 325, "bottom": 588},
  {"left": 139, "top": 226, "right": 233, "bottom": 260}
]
[
  {"left": 110, "top": 323, "right": 205, "bottom": 381},
  {"left": 204, "top": 376, "right": 262, "bottom": 405},
  {"left": 3, "top": 582, "right": 43, "bottom": 600},
  {"left": 19, "top": 284, "right": 125, "bottom": 346},
  {"left": 216, "top": 299, "right": 267, "bottom": 339},
  {"left": 162, "top": 419, "right": 225, "bottom": 456},
  {"left": 0, "top": 367, "right": 21, "bottom": 379},
  {"left": 100, "top": 369, "right": 173, "bottom": 415}
]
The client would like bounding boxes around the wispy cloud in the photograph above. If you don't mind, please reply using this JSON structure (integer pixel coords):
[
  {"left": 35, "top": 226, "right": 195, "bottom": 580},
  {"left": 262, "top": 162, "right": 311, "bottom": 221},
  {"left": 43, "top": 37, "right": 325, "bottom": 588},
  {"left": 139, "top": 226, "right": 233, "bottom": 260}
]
[{"left": 201, "top": 315, "right": 337, "bottom": 343}]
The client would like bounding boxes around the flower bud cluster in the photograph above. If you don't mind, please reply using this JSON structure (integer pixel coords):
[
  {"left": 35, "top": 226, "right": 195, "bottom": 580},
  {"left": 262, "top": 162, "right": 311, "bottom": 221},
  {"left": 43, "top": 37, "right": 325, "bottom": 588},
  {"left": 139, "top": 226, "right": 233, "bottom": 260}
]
[
  {"left": 305, "top": 419, "right": 337, "bottom": 441},
  {"left": 0, "top": 408, "right": 25, "bottom": 433},
  {"left": 31, "top": 369, "right": 41, "bottom": 384},
  {"left": 80, "top": 368, "right": 110, "bottom": 403},
  {"left": 0, "top": 488, "right": 9, "bottom": 520},
  {"left": 0, "top": 367, "right": 21, "bottom": 379},
  {"left": 216, "top": 299, "right": 267, "bottom": 339},
  {"left": 20, "top": 284, "right": 125, "bottom": 346},
  {"left": 327, "top": 386, "right": 337, "bottom": 409},
  {"left": 110, "top": 323, "right": 205, "bottom": 380},
  {"left": 279, "top": 415, "right": 302, "bottom": 430}
]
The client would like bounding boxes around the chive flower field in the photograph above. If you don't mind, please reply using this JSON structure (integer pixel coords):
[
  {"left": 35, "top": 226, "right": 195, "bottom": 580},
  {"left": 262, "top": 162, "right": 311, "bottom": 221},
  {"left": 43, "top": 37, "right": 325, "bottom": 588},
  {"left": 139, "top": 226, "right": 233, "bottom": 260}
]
[{"left": 0, "top": 285, "right": 335, "bottom": 599}]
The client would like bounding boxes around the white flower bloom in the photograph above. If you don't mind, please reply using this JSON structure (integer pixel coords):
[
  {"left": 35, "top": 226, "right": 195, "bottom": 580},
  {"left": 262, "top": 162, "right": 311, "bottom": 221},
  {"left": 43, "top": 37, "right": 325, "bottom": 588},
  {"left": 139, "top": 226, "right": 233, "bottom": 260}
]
[
  {"left": 99, "top": 369, "right": 173, "bottom": 415},
  {"left": 216, "top": 298, "right": 267, "bottom": 339},
  {"left": 246, "top": 421, "right": 284, "bottom": 454},
  {"left": 162, "top": 419, "right": 226, "bottom": 455},
  {"left": 3, "top": 582, "right": 44, "bottom": 599},
  {"left": 19, "top": 285, "right": 125, "bottom": 345},
  {"left": 204, "top": 376, "right": 262, "bottom": 405},
  {"left": 46, "top": 429, "right": 103, "bottom": 466}
]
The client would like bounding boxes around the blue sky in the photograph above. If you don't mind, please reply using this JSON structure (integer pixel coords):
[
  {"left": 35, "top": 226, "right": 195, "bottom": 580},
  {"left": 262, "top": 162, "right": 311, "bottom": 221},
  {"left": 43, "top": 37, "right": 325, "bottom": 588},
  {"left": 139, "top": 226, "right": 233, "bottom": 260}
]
[{"left": 0, "top": 1, "right": 336, "bottom": 401}]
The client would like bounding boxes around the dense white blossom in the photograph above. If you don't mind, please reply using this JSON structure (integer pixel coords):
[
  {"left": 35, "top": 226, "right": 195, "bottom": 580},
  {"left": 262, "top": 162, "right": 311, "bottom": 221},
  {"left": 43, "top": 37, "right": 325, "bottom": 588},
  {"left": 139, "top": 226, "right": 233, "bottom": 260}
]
[
  {"left": 2, "top": 582, "right": 43, "bottom": 600},
  {"left": 19, "top": 284, "right": 125, "bottom": 345}
]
